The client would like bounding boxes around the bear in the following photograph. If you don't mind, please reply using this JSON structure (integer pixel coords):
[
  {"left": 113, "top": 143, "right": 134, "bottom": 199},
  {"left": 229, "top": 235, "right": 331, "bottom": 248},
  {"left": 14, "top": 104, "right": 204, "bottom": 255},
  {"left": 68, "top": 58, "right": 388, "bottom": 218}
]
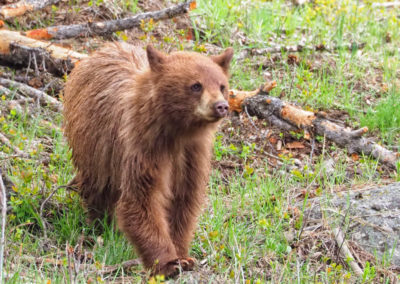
[{"left": 63, "top": 42, "right": 233, "bottom": 277}]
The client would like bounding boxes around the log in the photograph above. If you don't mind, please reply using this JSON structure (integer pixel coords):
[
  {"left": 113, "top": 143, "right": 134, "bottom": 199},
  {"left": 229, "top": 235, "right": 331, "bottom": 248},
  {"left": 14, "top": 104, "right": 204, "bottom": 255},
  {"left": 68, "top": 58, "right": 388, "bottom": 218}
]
[
  {"left": 24, "top": 0, "right": 195, "bottom": 40},
  {"left": 0, "top": 30, "right": 87, "bottom": 75},
  {"left": 0, "top": 78, "right": 62, "bottom": 112},
  {"left": 232, "top": 86, "right": 399, "bottom": 169},
  {"left": 0, "top": 0, "right": 60, "bottom": 19}
]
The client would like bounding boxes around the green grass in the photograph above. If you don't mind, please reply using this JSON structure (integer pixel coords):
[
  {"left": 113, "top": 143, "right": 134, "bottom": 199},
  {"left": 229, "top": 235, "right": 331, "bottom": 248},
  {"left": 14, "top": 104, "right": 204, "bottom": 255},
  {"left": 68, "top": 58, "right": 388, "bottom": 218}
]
[{"left": 0, "top": 0, "right": 400, "bottom": 282}]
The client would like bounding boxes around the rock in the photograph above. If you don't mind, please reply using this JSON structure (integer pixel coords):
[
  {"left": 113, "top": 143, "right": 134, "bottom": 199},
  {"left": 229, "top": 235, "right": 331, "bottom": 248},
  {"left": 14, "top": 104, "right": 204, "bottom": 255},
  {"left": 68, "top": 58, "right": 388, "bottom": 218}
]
[{"left": 303, "top": 182, "right": 400, "bottom": 266}]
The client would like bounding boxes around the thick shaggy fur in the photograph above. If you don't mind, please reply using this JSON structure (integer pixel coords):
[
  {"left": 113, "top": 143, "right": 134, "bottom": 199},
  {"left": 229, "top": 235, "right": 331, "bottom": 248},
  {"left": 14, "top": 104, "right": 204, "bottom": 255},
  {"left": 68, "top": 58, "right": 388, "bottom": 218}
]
[{"left": 63, "top": 42, "right": 233, "bottom": 276}]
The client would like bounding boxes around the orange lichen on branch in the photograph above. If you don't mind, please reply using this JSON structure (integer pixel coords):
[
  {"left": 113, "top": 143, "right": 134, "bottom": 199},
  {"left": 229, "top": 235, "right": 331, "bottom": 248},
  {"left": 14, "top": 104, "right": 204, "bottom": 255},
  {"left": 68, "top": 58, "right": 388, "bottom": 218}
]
[
  {"left": 0, "top": 4, "right": 34, "bottom": 19},
  {"left": 189, "top": 1, "right": 197, "bottom": 10},
  {"left": 24, "top": 28, "right": 54, "bottom": 40},
  {"left": 261, "top": 80, "right": 277, "bottom": 92},
  {"left": 228, "top": 89, "right": 259, "bottom": 112},
  {"left": 229, "top": 81, "right": 277, "bottom": 112},
  {"left": 280, "top": 104, "right": 316, "bottom": 127}
]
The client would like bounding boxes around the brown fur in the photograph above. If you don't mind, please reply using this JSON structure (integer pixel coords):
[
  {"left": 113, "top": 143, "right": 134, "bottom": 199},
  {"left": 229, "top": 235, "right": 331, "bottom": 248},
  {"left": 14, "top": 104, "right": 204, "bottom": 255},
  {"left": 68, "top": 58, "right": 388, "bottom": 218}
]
[{"left": 63, "top": 42, "right": 233, "bottom": 276}]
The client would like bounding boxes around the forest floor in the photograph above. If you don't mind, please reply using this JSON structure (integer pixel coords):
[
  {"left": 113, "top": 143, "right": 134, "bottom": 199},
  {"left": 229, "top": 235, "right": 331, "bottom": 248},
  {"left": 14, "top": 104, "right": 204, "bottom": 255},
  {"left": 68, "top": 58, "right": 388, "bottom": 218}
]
[{"left": 0, "top": 0, "right": 399, "bottom": 283}]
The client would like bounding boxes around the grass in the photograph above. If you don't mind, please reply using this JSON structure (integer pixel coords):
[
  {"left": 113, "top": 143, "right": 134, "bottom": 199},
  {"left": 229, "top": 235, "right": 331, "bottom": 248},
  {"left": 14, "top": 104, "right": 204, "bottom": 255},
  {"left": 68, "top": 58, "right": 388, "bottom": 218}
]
[{"left": 0, "top": 0, "right": 400, "bottom": 283}]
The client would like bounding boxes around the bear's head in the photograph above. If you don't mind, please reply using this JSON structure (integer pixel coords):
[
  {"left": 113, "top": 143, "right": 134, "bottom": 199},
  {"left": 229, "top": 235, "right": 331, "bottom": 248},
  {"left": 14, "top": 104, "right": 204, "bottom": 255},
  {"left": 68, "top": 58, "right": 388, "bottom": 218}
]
[{"left": 146, "top": 45, "right": 234, "bottom": 128}]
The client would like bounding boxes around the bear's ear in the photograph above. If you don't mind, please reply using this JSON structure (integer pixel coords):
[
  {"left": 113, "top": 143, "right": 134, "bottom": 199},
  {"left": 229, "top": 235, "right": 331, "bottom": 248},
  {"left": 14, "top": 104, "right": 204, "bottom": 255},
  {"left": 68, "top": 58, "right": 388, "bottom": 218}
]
[
  {"left": 146, "top": 45, "right": 166, "bottom": 72},
  {"left": 211, "top": 47, "right": 234, "bottom": 74}
]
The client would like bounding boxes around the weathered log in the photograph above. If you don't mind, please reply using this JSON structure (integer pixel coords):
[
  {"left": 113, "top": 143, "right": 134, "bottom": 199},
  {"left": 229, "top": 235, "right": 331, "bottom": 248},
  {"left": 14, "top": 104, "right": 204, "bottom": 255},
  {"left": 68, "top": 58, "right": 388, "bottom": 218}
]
[
  {"left": 251, "top": 42, "right": 365, "bottom": 55},
  {"left": 0, "top": 30, "right": 87, "bottom": 75},
  {"left": 237, "top": 88, "right": 399, "bottom": 169},
  {"left": 24, "top": 0, "right": 195, "bottom": 40},
  {"left": 0, "top": 78, "right": 62, "bottom": 112},
  {"left": 0, "top": 0, "right": 60, "bottom": 19}
]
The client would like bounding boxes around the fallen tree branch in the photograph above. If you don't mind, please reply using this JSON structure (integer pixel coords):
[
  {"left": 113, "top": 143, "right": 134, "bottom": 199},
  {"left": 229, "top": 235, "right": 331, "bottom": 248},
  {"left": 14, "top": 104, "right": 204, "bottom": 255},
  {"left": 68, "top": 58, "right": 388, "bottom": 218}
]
[
  {"left": 20, "top": 255, "right": 140, "bottom": 275},
  {"left": 371, "top": 2, "right": 400, "bottom": 8},
  {"left": 100, "top": 259, "right": 141, "bottom": 274},
  {"left": 251, "top": 42, "right": 365, "bottom": 55},
  {"left": 0, "top": 86, "right": 12, "bottom": 96},
  {"left": 0, "top": 78, "right": 62, "bottom": 112},
  {"left": 0, "top": 0, "right": 61, "bottom": 19},
  {"left": 24, "top": 0, "right": 195, "bottom": 40},
  {"left": 229, "top": 85, "right": 399, "bottom": 169},
  {"left": 333, "top": 227, "right": 363, "bottom": 277},
  {"left": 0, "top": 132, "right": 29, "bottom": 158},
  {"left": 0, "top": 30, "right": 87, "bottom": 75}
]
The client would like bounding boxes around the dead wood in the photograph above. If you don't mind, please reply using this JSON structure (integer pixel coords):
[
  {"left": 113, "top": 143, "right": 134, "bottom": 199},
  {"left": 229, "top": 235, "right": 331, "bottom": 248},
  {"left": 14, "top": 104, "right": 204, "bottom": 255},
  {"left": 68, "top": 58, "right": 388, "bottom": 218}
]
[
  {"left": 251, "top": 42, "right": 365, "bottom": 55},
  {"left": 0, "top": 132, "right": 28, "bottom": 157},
  {"left": 0, "top": 77, "right": 62, "bottom": 111},
  {"left": 20, "top": 255, "right": 140, "bottom": 274},
  {"left": 0, "top": 30, "right": 87, "bottom": 75},
  {"left": 100, "top": 259, "right": 141, "bottom": 274},
  {"left": 24, "top": 0, "right": 195, "bottom": 40},
  {"left": 0, "top": 86, "right": 12, "bottom": 96},
  {"left": 371, "top": 2, "right": 400, "bottom": 8},
  {"left": 0, "top": 0, "right": 60, "bottom": 19},
  {"left": 333, "top": 227, "right": 363, "bottom": 276},
  {"left": 231, "top": 86, "right": 399, "bottom": 169}
]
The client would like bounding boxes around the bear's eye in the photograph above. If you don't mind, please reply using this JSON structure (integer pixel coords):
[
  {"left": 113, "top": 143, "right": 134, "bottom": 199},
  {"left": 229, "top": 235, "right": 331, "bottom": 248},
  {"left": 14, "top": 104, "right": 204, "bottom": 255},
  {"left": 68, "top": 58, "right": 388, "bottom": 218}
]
[
  {"left": 191, "top": 83, "right": 203, "bottom": 92},
  {"left": 220, "top": 85, "right": 226, "bottom": 93}
]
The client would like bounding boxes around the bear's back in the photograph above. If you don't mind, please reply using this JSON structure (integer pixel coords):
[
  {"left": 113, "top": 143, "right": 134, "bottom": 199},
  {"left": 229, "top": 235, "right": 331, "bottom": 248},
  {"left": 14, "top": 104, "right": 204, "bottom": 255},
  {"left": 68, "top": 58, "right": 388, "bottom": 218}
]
[{"left": 64, "top": 43, "right": 146, "bottom": 189}]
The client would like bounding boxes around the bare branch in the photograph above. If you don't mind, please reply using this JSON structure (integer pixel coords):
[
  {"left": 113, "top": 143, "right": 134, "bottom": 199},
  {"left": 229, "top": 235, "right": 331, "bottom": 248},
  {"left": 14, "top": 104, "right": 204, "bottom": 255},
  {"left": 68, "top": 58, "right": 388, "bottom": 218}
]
[
  {"left": 0, "top": 132, "right": 29, "bottom": 158},
  {"left": 24, "top": 0, "right": 195, "bottom": 40},
  {"left": 0, "top": 0, "right": 61, "bottom": 19},
  {"left": 251, "top": 42, "right": 365, "bottom": 55},
  {"left": 0, "top": 78, "right": 62, "bottom": 112}
]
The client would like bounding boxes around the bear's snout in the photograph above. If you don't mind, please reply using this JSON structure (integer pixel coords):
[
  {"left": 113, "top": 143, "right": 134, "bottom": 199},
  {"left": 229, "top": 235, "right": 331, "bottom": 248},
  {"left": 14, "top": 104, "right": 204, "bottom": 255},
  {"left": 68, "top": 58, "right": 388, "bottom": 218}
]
[{"left": 213, "top": 101, "right": 229, "bottom": 118}]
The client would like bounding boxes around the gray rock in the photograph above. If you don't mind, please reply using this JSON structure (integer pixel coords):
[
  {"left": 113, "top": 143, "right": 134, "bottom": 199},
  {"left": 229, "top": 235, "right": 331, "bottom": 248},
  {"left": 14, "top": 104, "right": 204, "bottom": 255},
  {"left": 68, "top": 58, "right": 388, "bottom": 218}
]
[{"left": 303, "top": 182, "right": 400, "bottom": 266}]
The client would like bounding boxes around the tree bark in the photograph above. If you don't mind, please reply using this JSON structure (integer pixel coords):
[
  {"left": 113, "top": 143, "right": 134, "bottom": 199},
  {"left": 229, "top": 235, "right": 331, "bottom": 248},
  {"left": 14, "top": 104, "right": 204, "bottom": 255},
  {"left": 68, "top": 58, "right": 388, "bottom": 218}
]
[
  {"left": 0, "top": 30, "right": 87, "bottom": 75},
  {"left": 0, "top": 0, "right": 60, "bottom": 19},
  {"left": 234, "top": 87, "right": 399, "bottom": 169},
  {"left": 24, "top": 0, "right": 195, "bottom": 40}
]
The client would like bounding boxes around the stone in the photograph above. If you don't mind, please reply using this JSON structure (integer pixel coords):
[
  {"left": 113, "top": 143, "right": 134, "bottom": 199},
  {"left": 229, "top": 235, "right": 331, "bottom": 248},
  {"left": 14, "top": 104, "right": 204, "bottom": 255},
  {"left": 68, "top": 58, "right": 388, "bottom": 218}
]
[{"left": 303, "top": 182, "right": 400, "bottom": 266}]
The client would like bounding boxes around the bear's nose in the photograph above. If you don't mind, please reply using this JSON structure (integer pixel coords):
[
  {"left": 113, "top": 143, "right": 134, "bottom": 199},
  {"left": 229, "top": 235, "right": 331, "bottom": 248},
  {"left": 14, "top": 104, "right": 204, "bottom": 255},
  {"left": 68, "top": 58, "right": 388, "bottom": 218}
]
[{"left": 213, "top": 101, "right": 229, "bottom": 118}]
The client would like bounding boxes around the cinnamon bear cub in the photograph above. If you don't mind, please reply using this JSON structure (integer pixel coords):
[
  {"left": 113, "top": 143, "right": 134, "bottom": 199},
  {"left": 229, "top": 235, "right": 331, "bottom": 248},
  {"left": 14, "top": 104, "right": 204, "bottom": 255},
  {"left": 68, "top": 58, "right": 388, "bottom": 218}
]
[{"left": 63, "top": 42, "right": 233, "bottom": 277}]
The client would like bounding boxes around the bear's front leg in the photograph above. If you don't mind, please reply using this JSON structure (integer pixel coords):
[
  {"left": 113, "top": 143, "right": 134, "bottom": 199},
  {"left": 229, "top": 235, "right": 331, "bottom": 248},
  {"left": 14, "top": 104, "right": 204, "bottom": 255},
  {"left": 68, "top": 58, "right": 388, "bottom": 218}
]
[
  {"left": 116, "top": 190, "right": 181, "bottom": 277},
  {"left": 168, "top": 144, "right": 210, "bottom": 271}
]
